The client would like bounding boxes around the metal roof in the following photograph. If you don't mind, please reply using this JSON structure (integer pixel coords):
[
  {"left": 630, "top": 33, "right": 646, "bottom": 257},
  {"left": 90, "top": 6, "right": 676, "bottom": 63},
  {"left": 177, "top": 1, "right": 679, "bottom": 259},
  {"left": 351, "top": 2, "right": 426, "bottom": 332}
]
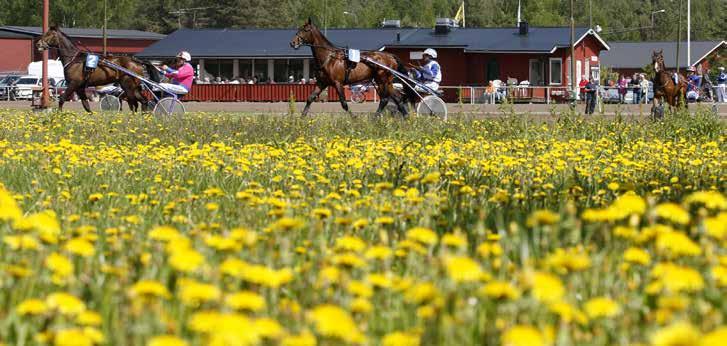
[
  {"left": 600, "top": 41, "right": 726, "bottom": 69},
  {"left": 0, "top": 26, "right": 166, "bottom": 40},
  {"left": 0, "top": 30, "right": 34, "bottom": 39},
  {"left": 387, "top": 27, "right": 596, "bottom": 53},
  {"left": 137, "top": 26, "right": 607, "bottom": 59},
  {"left": 137, "top": 28, "right": 415, "bottom": 59}
]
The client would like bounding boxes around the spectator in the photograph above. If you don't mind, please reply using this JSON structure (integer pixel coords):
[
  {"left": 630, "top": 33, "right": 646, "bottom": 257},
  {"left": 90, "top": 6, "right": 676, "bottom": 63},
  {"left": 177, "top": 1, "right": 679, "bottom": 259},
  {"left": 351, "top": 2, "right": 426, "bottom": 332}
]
[
  {"left": 639, "top": 73, "right": 649, "bottom": 104},
  {"left": 288, "top": 75, "right": 295, "bottom": 83},
  {"left": 632, "top": 74, "right": 642, "bottom": 104},
  {"left": 484, "top": 81, "right": 495, "bottom": 104},
  {"left": 229, "top": 78, "right": 240, "bottom": 84},
  {"left": 584, "top": 77, "right": 597, "bottom": 114},
  {"left": 617, "top": 75, "right": 627, "bottom": 104},
  {"left": 579, "top": 75, "right": 588, "bottom": 103},
  {"left": 686, "top": 67, "right": 701, "bottom": 102},
  {"left": 717, "top": 67, "right": 726, "bottom": 103}
]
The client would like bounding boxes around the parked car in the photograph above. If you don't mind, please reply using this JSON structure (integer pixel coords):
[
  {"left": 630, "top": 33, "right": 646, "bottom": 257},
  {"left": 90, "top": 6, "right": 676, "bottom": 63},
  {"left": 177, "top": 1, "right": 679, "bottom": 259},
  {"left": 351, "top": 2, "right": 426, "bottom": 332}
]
[
  {"left": 12, "top": 75, "right": 43, "bottom": 100},
  {"left": 0, "top": 74, "right": 22, "bottom": 99}
]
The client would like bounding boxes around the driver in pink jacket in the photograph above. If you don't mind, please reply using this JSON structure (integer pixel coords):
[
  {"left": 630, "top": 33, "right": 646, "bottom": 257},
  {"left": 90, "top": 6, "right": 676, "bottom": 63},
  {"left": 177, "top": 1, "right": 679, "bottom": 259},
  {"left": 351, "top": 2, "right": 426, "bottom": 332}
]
[{"left": 159, "top": 51, "right": 194, "bottom": 95}]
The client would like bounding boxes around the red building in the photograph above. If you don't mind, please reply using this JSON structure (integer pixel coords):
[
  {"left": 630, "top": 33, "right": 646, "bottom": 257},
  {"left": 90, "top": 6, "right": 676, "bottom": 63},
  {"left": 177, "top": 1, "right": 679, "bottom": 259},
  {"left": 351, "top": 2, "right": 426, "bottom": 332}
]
[
  {"left": 383, "top": 22, "right": 609, "bottom": 101},
  {"left": 138, "top": 21, "right": 609, "bottom": 102},
  {"left": 0, "top": 26, "right": 164, "bottom": 73}
]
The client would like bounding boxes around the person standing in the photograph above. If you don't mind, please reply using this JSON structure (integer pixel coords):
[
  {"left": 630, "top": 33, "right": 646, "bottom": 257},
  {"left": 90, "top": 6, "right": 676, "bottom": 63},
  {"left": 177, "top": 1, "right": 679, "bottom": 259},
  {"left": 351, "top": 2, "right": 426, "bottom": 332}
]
[
  {"left": 632, "top": 74, "right": 642, "bottom": 104},
  {"left": 617, "top": 75, "right": 627, "bottom": 104},
  {"left": 717, "top": 67, "right": 727, "bottom": 103},
  {"left": 639, "top": 73, "right": 650, "bottom": 104},
  {"left": 584, "top": 78, "right": 597, "bottom": 114},
  {"left": 579, "top": 75, "right": 588, "bottom": 103}
]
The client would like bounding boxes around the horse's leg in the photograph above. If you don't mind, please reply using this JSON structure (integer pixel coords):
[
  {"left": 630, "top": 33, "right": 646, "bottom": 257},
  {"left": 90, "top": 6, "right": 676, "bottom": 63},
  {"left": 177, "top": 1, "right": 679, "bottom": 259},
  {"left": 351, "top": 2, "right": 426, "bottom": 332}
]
[
  {"left": 374, "top": 84, "right": 390, "bottom": 116},
  {"left": 333, "top": 82, "right": 352, "bottom": 116},
  {"left": 302, "top": 85, "right": 326, "bottom": 116},
  {"left": 387, "top": 83, "right": 408, "bottom": 118},
  {"left": 75, "top": 88, "right": 92, "bottom": 113},
  {"left": 58, "top": 83, "right": 79, "bottom": 111}
]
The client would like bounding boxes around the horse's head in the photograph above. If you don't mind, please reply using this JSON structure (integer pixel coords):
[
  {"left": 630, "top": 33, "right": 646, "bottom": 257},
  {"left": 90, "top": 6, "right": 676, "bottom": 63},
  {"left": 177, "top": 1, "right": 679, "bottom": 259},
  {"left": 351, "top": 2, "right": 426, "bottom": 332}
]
[
  {"left": 36, "top": 26, "right": 62, "bottom": 51},
  {"left": 652, "top": 49, "right": 665, "bottom": 73},
  {"left": 290, "top": 18, "right": 316, "bottom": 49}
]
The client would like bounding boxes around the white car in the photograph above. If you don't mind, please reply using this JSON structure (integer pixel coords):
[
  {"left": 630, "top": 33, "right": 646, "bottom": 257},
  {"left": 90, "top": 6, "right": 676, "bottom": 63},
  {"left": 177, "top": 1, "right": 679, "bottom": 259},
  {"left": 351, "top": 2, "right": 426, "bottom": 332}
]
[{"left": 12, "top": 75, "right": 42, "bottom": 100}]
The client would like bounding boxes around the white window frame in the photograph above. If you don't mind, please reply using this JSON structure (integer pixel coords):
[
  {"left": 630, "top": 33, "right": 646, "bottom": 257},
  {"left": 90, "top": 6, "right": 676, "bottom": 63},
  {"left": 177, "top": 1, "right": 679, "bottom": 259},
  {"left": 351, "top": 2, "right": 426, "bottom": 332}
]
[{"left": 549, "top": 58, "right": 563, "bottom": 85}]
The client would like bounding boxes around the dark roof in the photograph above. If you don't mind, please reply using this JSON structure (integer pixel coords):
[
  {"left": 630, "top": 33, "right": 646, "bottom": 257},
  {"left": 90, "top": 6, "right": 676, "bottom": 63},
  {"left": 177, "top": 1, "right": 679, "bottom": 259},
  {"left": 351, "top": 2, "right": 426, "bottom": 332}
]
[
  {"left": 137, "top": 28, "right": 416, "bottom": 59},
  {"left": 600, "top": 41, "right": 726, "bottom": 69},
  {"left": 0, "top": 30, "right": 34, "bottom": 39},
  {"left": 137, "top": 26, "right": 608, "bottom": 59},
  {"left": 387, "top": 27, "right": 599, "bottom": 53},
  {"left": 0, "top": 26, "right": 165, "bottom": 40}
]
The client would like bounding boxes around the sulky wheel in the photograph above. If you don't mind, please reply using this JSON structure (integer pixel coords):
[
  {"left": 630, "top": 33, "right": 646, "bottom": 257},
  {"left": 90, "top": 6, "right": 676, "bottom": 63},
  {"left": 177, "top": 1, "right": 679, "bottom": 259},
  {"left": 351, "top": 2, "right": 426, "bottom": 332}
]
[
  {"left": 153, "top": 97, "right": 185, "bottom": 118},
  {"left": 416, "top": 95, "right": 447, "bottom": 120}
]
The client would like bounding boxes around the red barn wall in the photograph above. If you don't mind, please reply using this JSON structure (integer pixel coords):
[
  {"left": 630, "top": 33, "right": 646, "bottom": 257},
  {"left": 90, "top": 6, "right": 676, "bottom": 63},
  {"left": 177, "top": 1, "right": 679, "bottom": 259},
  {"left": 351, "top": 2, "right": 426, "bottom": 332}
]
[{"left": 0, "top": 38, "right": 33, "bottom": 72}]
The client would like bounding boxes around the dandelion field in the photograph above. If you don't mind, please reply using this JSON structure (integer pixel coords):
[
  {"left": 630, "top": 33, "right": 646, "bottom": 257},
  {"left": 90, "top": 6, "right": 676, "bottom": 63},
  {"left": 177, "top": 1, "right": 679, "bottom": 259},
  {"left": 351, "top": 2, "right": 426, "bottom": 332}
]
[{"left": 0, "top": 109, "right": 725, "bottom": 346}]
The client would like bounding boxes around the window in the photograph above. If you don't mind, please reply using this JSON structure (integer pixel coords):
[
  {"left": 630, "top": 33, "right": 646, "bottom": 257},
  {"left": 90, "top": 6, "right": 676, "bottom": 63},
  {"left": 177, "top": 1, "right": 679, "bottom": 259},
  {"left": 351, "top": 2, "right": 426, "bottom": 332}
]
[
  {"left": 254, "top": 59, "right": 269, "bottom": 82},
  {"left": 204, "top": 59, "right": 234, "bottom": 81},
  {"left": 549, "top": 58, "right": 562, "bottom": 85},
  {"left": 238, "top": 60, "right": 253, "bottom": 80},
  {"left": 289, "top": 59, "right": 304, "bottom": 82},
  {"left": 486, "top": 59, "right": 500, "bottom": 83},
  {"left": 529, "top": 59, "right": 544, "bottom": 86},
  {"left": 274, "top": 60, "right": 289, "bottom": 83}
]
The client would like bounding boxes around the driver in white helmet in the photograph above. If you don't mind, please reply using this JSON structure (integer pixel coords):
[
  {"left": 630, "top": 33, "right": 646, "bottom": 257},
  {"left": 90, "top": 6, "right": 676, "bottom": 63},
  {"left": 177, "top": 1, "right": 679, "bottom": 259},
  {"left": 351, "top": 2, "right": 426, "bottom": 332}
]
[
  {"left": 159, "top": 51, "right": 194, "bottom": 95},
  {"left": 414, "top": 48, "right": 442, "bottom": 92}
]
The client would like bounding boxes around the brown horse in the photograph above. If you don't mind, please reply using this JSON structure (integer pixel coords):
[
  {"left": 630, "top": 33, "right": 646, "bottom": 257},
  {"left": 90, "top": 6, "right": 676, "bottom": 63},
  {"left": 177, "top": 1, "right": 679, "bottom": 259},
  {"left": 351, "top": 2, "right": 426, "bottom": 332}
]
[
  {"left": 36, "top": 26, "right": 151, "bottom": 112},
  {"left": 290, "top": 19, "right": 413, "bottom": 116},
  {"left": 651, "top": 50, "right": 688, "bottom": 114}
]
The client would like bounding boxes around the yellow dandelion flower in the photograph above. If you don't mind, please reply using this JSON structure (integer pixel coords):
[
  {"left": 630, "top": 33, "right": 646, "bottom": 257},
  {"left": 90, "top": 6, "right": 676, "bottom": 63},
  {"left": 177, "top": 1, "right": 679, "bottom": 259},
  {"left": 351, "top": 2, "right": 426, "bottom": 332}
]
[
  {"left": 684, "top": 191, "right": 727, "bottom": 210},
  {"left": 147, "top": 335, "right": 189, "bottom": 346},
  {"left": 701, "top": 327, "right": 727, "bottom": 346},
  {"left": 527, "top": 210, "right": 560, "bottom": 227},
  {"left": 406, "top": 227, "right": 438, "bottom": 245},
  {"left": 656, "top": 231, "right": 701, "bottom": 257},
  {"left": 624, "top": 247, "right": 652, "bottom": 265},
  {"left": 45, "top": 252, "right": 74, "bottom": 277},
  {"left": 365, "top": 245, "right": 393, "bottom": 260},
  {"left": 654, "top": 203, "right": 691, "bottom": 225},
  {"left": 64, "top": 238, "right": 96, "bottom": 257},
  {"left": 280, "top": 331, "right": 316, "bottom": 346},
  {"left": 650, "top": 321, "right": 700, "bottom": 346},
  {"left": 480, "top": 281, "right": 521, "bottom": 300},
  {"left": 255, "top": 317, "right": 285, "bottom": 339},
  {"left": 77, "top": 310, "right": 102, "bottom": 326},
  {"left": 178, "top": 280, "right": 221, "bottom": 307},
  {"left": 0, "top": 186, "right": 22, "bottom": 223},
  {"left": 502, "top": 325, "right": 544, "bottom": 346},
  {"left": 584, "top": 297, "right": 621, "bottom": 319},
  {"left": 168, "top": 249, "right": 204, "bottom": 273},
  {"left": 309, "top": 304, "right": 365, "bottom": 344},
  {"left": 225, "top": 291, "right": 266, "bottom": 312},
  {"left": 404, "top": 282, "right": 440, "bottom": 305},
  {"left": 382, "top": 331, "right": 420, "bottom": 346},
  {"left": 444, "top": 256, "right": 484, "bottom": 283},
  {"left": 148, "top": 226, "right": 182, "bottom": 242},
  {"left": 128, "top": 280, "right": 171, "bottom": 299},
  {"left": 16, "top": 298, "right": 48, "bottom": 316},
  {"left": 528, "top": 271, "right": 564, "bottom": 303},
  {"left": 334, "top": 235, "right": 367, "bottom": 253},
  {"left": 46, "top": 292, "right": 86, "bottom": 316}
]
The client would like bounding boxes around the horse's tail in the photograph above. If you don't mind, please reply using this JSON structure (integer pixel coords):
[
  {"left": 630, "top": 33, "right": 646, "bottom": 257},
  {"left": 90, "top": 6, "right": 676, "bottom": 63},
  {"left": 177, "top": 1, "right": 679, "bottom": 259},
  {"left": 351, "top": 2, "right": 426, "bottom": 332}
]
[{"left": 394, "top": 56, "right": 417, "bottom": 103}]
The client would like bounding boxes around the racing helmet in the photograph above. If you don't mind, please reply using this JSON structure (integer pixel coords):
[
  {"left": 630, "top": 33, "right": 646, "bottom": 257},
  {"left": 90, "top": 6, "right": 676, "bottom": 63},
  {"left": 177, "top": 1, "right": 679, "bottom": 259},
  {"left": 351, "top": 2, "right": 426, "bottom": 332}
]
[
  {"left": 176, "top": 51, "right": 192, "bottom": 62},
  {"left": 423, "top": 48, "right": 438, "bottom": 59}
]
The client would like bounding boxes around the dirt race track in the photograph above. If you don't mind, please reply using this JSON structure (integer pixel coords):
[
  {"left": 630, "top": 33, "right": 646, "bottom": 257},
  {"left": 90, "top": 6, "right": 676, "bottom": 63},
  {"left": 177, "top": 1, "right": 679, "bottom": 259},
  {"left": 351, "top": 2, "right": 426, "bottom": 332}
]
[{"left": 1, "top": 100, "right": 726, "bottom": 118}]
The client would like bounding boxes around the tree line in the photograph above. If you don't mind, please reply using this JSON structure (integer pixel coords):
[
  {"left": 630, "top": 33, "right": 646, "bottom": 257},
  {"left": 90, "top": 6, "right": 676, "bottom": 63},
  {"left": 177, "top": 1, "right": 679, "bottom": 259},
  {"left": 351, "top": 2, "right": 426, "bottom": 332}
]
[{"left": 1, "top": 0, "right": 724, "bottom": 41}]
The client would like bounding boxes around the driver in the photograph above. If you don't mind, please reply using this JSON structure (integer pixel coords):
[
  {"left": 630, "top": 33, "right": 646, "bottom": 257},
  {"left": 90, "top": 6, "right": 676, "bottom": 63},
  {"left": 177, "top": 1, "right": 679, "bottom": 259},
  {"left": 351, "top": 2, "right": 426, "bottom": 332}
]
[
  {"left": 159, "top": 51, "right": 194, "bottom": 95},
  {"left": 414, "top": 48, "right": 442, "bottom": 92}
]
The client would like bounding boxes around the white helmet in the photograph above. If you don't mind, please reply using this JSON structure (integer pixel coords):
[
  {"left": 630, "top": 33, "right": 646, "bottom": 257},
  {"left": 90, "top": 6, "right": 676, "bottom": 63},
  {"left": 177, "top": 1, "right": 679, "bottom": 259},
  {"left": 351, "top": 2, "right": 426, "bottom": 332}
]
[
  {"left": 423, "top": 48, "right": 438, "bottom": 59},
  {"left": 176, "top": 51, "right": 192, "bottom": 62}
]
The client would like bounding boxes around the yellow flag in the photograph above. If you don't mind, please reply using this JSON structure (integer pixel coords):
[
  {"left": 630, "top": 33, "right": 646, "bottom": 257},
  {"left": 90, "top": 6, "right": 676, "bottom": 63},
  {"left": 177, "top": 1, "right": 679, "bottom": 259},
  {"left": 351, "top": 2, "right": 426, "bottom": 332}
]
[{"left": 454, "top": 2, "right": 465, "bottom": 24}]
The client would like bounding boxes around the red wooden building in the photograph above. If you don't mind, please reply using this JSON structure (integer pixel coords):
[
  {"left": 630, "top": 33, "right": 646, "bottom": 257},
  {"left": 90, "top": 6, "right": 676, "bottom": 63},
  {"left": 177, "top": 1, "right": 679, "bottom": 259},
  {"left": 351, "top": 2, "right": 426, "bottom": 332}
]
[
  {"left": 0, "top": 26, "right": 164, "bottom": 73},
  {"left": 138, "top": 21, "right": 609, "bottom": 102}
]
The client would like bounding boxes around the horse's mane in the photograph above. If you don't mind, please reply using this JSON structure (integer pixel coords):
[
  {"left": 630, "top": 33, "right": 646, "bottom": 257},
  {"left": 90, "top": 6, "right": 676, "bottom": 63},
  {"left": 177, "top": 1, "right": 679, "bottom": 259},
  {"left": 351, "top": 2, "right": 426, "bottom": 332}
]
[
  {"left": 51, "top": 27, "right": 79, "bottom": 51},
  {"left": 308, "top": 23, "right": 336, "bottom": 49}
]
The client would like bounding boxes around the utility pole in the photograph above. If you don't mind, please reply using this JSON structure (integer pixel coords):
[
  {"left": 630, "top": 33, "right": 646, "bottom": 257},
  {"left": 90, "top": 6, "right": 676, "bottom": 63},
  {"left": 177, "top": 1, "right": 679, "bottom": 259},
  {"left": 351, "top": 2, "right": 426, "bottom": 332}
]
[
  {"left": 589, "top": 0, "right": 592, "bottom": 29},
  {"left": 41, "top": 0, "right": 49, "bottom": 109},
  {"left": 687, "top": 0, "right": 690, "bottom": 66},
  {"left": 103, "top": 0, "right": 107, "bottom": 55},
  {"left": 570, "top": 0, "right": 576, "bottom": 104},
  {"left": 676, "top": 0, "right": 682, "bottom": 76}
]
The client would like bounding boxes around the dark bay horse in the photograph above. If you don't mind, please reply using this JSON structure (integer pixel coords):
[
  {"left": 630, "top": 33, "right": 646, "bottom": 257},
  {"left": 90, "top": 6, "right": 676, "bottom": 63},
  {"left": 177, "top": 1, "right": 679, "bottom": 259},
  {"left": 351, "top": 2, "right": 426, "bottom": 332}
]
[
  {"left": 290, "top": 19, "right": 413, "bottom": 116},
  {"left": 652, "top": 50, "right": 688, "bottom": 114},
  {"left": 36, "top": 26, "right": 152, "bottom": 112}
]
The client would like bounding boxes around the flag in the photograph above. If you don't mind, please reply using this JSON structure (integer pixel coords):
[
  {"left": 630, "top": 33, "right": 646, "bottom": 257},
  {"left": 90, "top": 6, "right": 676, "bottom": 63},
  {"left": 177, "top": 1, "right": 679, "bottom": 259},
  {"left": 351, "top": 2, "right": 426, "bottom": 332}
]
[{"left": 454, "top": 2, "right": 465, "bottom": 26}]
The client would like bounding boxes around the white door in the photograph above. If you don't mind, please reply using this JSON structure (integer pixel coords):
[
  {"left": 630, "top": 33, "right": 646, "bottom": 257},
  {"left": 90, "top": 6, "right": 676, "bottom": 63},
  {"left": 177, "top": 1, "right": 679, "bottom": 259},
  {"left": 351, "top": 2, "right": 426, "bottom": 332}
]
[{"left": 576, "top": 60, "right": 582, "bottom": 99}]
